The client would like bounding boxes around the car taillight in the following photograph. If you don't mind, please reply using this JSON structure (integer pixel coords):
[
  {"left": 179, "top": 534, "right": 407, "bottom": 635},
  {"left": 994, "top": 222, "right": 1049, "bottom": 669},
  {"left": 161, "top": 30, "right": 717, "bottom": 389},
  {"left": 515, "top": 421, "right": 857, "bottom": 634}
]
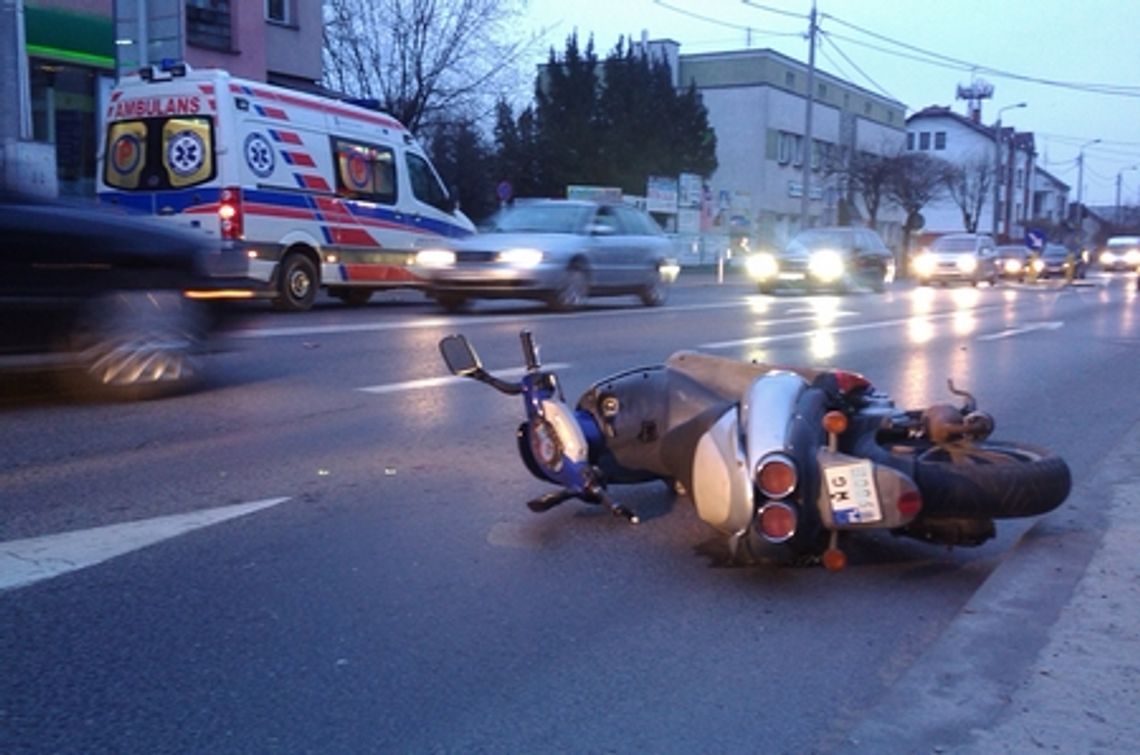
[
  {"left": 756, "top": 454, "right": 797, "bottom": 499},
  {"left": 832, "top": 369, "right": 871, "bottom": 395},
  {"left": 218, "top": 187, "right": 243, "bottom": 240},
  {"left": 757, "top": 502, "right": 797, "bottom": 543}
]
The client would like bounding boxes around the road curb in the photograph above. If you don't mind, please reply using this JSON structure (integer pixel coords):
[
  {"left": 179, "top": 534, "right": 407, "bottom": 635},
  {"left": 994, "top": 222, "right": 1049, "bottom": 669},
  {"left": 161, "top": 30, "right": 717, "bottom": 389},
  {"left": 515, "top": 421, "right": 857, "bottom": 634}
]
[{"left": 836, "top": 415, "right": 1140, "bottom": 753}]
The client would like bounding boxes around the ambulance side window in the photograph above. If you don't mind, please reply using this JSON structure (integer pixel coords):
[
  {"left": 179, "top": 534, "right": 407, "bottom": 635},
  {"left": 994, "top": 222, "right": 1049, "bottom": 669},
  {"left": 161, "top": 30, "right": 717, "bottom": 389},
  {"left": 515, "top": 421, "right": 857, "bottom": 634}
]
[
  {"left": 333, "top": 139, "right": 396, "bottom": 205},
  {"left": 406, "top": 153, "right": 452, "bottom": 213}
]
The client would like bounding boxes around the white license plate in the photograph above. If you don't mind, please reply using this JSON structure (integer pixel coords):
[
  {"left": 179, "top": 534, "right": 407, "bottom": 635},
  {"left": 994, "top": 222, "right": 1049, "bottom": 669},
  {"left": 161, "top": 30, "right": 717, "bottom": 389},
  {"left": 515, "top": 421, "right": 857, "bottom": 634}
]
[
  {"left": 823, "top": 459, "right": 882, "bottom": 524},
  {"left": 778, "top": 272, "right": 806, "bottom": 281}
]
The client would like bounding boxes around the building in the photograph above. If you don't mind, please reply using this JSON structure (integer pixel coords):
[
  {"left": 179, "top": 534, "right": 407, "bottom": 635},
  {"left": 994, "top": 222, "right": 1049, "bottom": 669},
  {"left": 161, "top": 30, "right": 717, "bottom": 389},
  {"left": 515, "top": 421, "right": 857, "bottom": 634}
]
[
  {"left": 905, "top": 104, "right": 1053, "bottom": 243},
  {"left": 21, "top": 0, "right": 323, "bottom": 196},
  {"left": 646, "top": 41, "right": 908, "bottom": 250}
]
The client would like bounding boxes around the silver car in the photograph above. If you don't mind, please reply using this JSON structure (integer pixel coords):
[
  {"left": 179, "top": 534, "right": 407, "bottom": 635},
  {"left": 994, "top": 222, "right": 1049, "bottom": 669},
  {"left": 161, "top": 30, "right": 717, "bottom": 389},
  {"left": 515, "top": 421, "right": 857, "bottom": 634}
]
[
  {"left": 912, "top": 233, "right": 999, "bottom": 286},
  {"left": 414, "top": 199, "right": 676, "bottom": 311}
]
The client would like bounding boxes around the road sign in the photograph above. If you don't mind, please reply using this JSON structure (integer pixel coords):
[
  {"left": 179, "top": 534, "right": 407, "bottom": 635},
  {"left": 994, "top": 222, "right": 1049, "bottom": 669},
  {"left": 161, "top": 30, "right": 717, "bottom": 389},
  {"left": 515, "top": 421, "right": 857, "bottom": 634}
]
[{"left": 1026, "top": 228, "right": 1046, "bottom": 250}]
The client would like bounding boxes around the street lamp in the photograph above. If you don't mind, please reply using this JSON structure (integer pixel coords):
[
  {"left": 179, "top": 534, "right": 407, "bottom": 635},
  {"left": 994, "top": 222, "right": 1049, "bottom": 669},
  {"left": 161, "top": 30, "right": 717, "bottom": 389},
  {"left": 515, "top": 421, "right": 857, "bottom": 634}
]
[
  {"left": 991, "top": 102, "right": 1026, "bottom": 239},
  {"left": 1115, "top": 164, "right": 1137, "bottom": 225},
  {"left": 1074, "top": 138, "right": 1101, "bottom": 244}
]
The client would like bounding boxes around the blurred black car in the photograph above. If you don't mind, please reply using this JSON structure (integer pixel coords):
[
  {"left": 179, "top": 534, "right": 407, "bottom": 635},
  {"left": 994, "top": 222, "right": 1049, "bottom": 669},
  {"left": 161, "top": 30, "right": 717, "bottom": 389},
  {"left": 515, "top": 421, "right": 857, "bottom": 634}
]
[
  {"left": 1033, "top": 243, "right": 1087, "bottom": 280},
  {"left": 744, "top": 226, "right": 896, "bottom": 294},
  {"left": 0, "top": 191, "right": 253, "bottom": 398}
]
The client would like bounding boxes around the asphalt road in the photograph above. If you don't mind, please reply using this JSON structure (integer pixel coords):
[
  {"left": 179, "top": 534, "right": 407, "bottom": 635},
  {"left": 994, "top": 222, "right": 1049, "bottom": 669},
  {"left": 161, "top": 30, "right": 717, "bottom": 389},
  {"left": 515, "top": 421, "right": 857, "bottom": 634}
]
[{"left": 2, "top": 273, "right": 1137, "bottom": 753}]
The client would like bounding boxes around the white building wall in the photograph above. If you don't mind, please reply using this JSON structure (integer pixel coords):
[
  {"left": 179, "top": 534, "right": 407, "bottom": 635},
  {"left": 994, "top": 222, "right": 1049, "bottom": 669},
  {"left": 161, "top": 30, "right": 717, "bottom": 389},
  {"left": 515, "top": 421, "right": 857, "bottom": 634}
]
[{"left": 908, "top": 114, "right": 996, "bottom": 235}]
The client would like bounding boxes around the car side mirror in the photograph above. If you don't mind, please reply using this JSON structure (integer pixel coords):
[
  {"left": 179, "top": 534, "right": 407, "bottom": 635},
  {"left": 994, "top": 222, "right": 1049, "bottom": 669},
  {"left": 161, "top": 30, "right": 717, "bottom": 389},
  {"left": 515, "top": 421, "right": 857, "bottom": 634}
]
[{"left": 439, "top": 335, "right": 481, "bottom": 377}]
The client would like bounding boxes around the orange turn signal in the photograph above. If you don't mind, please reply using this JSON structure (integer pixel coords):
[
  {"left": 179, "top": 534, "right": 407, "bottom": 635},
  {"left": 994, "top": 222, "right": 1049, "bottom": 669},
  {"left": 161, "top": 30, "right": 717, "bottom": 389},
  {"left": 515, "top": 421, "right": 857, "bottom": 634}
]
[{"left": 822, "top": 410, "right": 848, "bottom": 435}]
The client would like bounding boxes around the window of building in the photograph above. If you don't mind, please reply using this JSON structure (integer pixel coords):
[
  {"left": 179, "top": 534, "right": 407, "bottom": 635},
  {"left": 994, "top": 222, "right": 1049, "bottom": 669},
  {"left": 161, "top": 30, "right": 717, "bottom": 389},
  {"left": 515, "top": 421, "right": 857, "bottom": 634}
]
[
  {"left": 793, "top": 135, "right": 804, "bottom": 167},
  {"left": 785, "top": 71, "right": 795, "bottom": 89},
  {"left": 907, "top": 132, "right": 915, "bottom": 150},
  {"left": 864, "top": 101, "right": 872, "bottom": 115},
  {"left": 1016, "top": 168, "right": 1024, "bottom": 189},
  {"left": 778, "top": 131, "right": 796, "bottom": 165},
  {"left": 817, "top": 83, "right": 826, "bottom": 99},
  {"left": 266, "top": 0, "right": 291, "bottom": 24},
  {"left": 919, "top": 132, "right": 931, "bottom": 150},
  {"left": 934, "top": 131, "right": 946, "bottom": 150},
  {"left": 187, "top": 0, "right": 233, "bottom": 51}
]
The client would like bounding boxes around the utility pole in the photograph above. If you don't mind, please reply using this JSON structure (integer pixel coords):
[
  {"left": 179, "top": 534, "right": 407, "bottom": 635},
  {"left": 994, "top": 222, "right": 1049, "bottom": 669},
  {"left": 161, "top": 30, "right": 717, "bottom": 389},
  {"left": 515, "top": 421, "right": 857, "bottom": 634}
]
[
  {"left": 1116, "top": 165, "right": 1138, "bottom": 225},
  {"left": 990, "top": 102, "right": 1025, "bottom": 239},
  {"left": 1075, "top": 138, "right": 1100, "bottom": 244},
  {"left": 799, "top": 0, "right": 817, "bottom": 230}
]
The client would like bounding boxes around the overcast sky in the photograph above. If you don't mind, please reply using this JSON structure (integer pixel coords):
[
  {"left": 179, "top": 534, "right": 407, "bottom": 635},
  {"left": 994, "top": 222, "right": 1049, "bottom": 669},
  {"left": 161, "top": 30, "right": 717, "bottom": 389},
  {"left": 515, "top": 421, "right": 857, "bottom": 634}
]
[{"left": 522, "top": 0, "right": 1140, "bottom": 207}]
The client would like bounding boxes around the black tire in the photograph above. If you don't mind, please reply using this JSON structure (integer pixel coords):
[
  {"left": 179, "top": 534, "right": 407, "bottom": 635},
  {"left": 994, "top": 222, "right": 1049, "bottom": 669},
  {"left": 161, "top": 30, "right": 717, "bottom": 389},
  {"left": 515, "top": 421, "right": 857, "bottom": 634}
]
[
  {"left": 435, "top": 293, "right": 469, "bottom": 313},
  {"left": 549, "top": 268, "right": 589, "bottom": 311},
  {"left": 274, "top": 252, "right": 319, "bottom": 312},
  {"left": 857, "top": 436, "right": 1071, "bottom": 519},
  {"left": 638, "top": 269, "right": 668, "bottom": 307},
  {"left": 64, "top": 291, "right": 203, "bottom": 400},
  {"left": 332, "top": 288, "right": 372, "bottom": 307}
]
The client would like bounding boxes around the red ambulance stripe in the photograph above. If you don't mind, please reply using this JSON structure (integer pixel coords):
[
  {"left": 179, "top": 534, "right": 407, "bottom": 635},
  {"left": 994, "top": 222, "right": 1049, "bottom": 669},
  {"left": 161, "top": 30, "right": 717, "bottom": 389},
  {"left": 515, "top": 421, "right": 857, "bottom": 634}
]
[
  {"left": 274, "top": 130, "right": 303, "bottom": 145},
  {"left": 332, "top": 228, "right": 378, "bottom": 246},
  {"left": 299, "top": 175, "right": 330, "bottom": 191},
  {"left": 285, "top": 152, "right": 315, "bottom": 167},
  {"left": 343, "top": 265, "right": 419, "bottom": 283}
]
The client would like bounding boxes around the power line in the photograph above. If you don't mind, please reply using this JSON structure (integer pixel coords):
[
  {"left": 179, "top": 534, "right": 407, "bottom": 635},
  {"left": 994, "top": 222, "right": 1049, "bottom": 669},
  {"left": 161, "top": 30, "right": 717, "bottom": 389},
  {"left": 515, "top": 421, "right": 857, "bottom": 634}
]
[
  {"left": 822, "top": 12, "right": 1140, "bottom": 98},
  {"left": 818, "top": 30, "right": 899, "bottom": 104}
]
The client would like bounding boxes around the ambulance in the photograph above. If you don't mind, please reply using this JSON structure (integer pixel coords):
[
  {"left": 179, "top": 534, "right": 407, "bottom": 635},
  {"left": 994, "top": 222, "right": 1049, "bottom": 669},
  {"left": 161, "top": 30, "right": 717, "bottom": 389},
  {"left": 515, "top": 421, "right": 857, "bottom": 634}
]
[{"left": 97, "top": 63, "right": 474, "bottom": 311}]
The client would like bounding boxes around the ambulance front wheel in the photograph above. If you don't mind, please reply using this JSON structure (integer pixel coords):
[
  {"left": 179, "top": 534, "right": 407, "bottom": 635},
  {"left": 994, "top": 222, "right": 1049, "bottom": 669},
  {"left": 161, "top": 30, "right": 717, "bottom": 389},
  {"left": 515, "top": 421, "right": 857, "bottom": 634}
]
[{"left": 274, "top": 252, "right": 319, "bottom": 312}]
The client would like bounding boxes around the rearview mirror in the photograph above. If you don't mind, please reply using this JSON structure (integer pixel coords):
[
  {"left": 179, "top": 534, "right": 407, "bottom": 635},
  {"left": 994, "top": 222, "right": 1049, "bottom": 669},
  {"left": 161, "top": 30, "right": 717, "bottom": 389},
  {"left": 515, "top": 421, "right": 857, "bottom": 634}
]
[{"left": 439, "top": 335, "right": 481, "bottom": 376}]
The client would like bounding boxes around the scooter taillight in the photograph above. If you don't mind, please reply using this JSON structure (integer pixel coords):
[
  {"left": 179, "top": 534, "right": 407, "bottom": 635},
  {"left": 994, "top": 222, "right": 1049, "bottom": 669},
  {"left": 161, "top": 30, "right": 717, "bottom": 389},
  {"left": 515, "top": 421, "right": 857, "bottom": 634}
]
[
  {"left": 756, "top": 454, "right": 797, "bottom": 499},
  {"left": 757, "top": 502, "right": 797, "bottom": 543},
  {"left": 897, "top": 490, "right": 922, "bottom": 517}
]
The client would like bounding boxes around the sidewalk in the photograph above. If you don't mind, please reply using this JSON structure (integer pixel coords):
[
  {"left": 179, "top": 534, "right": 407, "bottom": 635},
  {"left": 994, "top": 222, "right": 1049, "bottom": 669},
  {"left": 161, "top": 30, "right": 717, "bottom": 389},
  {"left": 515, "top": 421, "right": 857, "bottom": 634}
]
[{"left": 838, "top": 417, "right": 1140, "bottom": 753}]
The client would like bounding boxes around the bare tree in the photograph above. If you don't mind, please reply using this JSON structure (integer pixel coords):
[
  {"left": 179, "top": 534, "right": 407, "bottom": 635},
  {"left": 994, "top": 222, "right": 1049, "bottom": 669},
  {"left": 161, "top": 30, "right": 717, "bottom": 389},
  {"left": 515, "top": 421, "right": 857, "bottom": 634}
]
[
  {"left": 942, "top": 154, "right": 994, "bottom": 232},
  {"left": 888, "top": 152, "right": 952, "bottom": 269},
  {"left": 846, "top": 150, "right": 895, "bottom": 230},
  {"left": 323, "top": 0, "right": 540, "bottom": 134}
]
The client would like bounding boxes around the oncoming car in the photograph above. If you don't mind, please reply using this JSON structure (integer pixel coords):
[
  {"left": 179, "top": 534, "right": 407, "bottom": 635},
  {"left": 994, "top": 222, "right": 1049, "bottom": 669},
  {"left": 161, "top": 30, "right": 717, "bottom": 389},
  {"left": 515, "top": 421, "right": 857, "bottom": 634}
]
[
  {"left": 912, "top": 233, "right": 998, "bottom": 286},
  {"left": 995, "top": 244, "right": 1031, "bottom": 280},
  {"left": 1032, "top": 243, "right": 1086, "bottom": 280},
  {"left": 744, "top": 226, "right": 895, "bottom": 294},
  {"left": 414, "top": 199, "right": 677, "bottom": 312},
  {"left": 1098, "top": 236, "right": 1140, "bottom": 272},
  {"left": 0, "top": 191, "right": 251, "bottom": 398}
]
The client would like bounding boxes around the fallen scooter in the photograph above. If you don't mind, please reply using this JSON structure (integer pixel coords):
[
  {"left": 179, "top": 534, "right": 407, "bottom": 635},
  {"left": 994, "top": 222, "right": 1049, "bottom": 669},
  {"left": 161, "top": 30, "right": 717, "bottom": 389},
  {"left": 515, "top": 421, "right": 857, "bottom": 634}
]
[{"left": 440, "top": 330, "right": 1071, "bottom": 570}]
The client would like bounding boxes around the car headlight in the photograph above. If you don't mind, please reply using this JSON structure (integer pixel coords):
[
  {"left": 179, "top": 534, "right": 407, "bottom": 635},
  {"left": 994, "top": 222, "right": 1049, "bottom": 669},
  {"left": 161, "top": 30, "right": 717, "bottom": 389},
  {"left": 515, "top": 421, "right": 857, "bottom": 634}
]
[
  {"left": 1004, "top": 259, "right": 1023, "bottom": 274},
  {"left": 956, "top": 254, "right": 978, "bottom": 273},
  {"left": 416, "top": 249, "right": 456, "bottom": 268},
  {"left": 913, "top": 252, "right": 936, "bottom": 277},
  {"left": 497, "top": 247, "right": 544, "bottom": 267},
  {"left": 1126, "top": 249, "right": 1140, "bottom": 265},
  {"left": 1032, "top": 258, "right": 1045, "bottom": 272},
  {"left": 1101, "top": 251, "right": 1117, "bottom": 265},
  {"left": 808, "top": 249, "right": 845, "bottom": 281},
  {"left": 745, "top": 252, "right": 779, "bottom": 280}
]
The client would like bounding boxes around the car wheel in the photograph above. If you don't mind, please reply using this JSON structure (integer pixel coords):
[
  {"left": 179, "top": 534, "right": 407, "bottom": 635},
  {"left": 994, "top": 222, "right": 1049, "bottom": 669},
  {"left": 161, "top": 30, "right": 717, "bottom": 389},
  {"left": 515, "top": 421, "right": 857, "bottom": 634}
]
[
  {"left": 332, "top": 288, "right": 372, "bottom": 307},
  {"left": 638, "top": 270, "right": 668, "bottom": 307},
  {"left": 435, "top": 294, "right": 469, "bottom": 313},
  {"left": 550, "top": 268, "right": 589, "bottom": 311},
  {"left": 274, "top": 252, "right": 319, "bottom": 312},
  {"left": 67, "top": 291, "right": 204, "bottom": 399}
]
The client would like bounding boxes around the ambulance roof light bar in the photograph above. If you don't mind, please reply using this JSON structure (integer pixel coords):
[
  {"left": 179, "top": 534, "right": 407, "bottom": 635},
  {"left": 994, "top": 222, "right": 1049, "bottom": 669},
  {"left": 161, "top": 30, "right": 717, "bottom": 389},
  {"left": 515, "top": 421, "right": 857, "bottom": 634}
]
[{"left": 139, "top": 60, "right": 191, "bottom": 83}]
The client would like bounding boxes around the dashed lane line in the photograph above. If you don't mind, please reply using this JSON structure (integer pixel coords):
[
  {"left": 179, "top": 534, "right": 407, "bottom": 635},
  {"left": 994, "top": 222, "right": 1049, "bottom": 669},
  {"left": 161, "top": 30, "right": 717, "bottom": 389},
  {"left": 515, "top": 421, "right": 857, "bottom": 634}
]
[{"left": 0, "top": 497, "right": 290, "bottom": 593}]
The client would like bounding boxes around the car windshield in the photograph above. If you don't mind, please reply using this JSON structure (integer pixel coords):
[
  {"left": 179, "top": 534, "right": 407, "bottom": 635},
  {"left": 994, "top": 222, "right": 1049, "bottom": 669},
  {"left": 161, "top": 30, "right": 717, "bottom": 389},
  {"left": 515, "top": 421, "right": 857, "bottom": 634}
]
[
  {"left": 932, "top": 237, "right": 977, "bottom": 252},
  {"left": 786, "top": 229, "right": 851, "bottom": 253},
  {"left": 483, "top": 204, "right": 592, "bottom": 234},
  {"left": 1043, "top": 246, "right": 1069, "bottom": 259}
]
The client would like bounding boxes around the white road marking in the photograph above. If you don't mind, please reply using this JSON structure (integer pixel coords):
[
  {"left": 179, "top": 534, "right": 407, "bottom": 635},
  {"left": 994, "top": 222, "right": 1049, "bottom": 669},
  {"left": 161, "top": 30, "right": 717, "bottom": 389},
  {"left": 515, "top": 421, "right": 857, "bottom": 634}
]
[
  {"left": 699, "top": 305, "right": 1005, "bottom": 349},
  {"left": 358, "top": 363, "right": 570, "bottom": 394},
  {"left": 976, "top": 321, "right": 1064, "bottom": 341},
  {"left": 0, "top": 497, "right": 290, "bottom": 593},
  {"left": 233, "top": 300, "right": 757, "bottom": 339}
]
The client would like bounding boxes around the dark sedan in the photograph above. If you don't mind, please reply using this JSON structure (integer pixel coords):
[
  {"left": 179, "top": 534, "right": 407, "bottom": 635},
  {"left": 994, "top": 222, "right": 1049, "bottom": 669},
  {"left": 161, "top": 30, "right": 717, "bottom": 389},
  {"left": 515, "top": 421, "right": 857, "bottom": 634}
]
[
  {"left": 744, "top": 226, "right": 896, "bottom": 294},
  {"left": 1033, "top": 243, "right": 1087, "bottom": 280},
  {"left": 0, "top": 191, "right": 252, "bottom": 398}
]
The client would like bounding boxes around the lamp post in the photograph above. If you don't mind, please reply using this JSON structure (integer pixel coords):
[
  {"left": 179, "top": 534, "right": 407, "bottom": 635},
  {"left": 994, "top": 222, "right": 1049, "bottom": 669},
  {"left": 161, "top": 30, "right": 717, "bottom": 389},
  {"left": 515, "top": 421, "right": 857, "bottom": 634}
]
[
  {"left": 1074, "top": 138, "right": 1101, "bottom": 245},
  {"left": 991, "top": 102, "right": 1026, "bottom": 238},
  {"left": 1115, "top": 164, "right": 1137, "bottom": 225}
]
